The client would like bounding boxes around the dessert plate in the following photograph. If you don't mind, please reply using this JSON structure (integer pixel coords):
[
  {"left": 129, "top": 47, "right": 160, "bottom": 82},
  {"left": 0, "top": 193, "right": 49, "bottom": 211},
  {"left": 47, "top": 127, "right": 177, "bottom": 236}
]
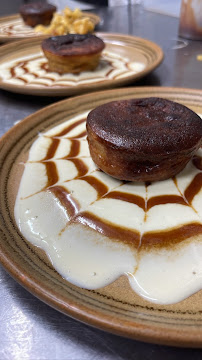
[
  {"left": 0, "top": 86, "right": 202, "bottom": 348},
  {"left": 0, "top": 12, "right": 101, "bottom": 43},
  {"left": 0, "top": 33, "right": 163, "bottom": 96}
]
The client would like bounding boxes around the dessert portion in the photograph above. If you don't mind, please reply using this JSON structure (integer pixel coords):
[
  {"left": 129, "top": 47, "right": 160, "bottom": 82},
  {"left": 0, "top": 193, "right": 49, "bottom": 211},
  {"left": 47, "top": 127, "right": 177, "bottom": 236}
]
[
  {"left": 35, "top": 7, "right": 95, "bottom": 35},
  {"left": 42, "top": 34, "right": 105, "bottom": 74},
  {"left": 87, "top": 97, "right": 202, "bottom": 181},
  {"left": 0, "top": 48, "right": 145, "bottom": 88},
  {"left": 19, "top": 2, "right": 57, "bottom": 27},
  {"left": 14, "top": 110, "right": 202, "bottom": 305}
]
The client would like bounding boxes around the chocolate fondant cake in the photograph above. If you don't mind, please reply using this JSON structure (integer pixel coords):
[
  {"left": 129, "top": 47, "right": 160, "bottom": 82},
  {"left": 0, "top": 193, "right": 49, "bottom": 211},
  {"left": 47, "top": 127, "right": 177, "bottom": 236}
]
[
  {"left": 42, "top": 34, "right": 105, "bottom": 74},
  {"left": 86, "top": 97, "right": 202, "bottom": 181},
  {"left": 20, "top": 2, "right": 56, "bottom": 27}
]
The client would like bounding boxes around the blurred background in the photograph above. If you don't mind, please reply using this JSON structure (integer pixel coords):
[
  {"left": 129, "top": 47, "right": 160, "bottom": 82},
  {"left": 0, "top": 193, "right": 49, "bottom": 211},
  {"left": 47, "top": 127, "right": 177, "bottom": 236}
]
[{"left": 1, "top": 0, "right": 181, "bottom": 18}]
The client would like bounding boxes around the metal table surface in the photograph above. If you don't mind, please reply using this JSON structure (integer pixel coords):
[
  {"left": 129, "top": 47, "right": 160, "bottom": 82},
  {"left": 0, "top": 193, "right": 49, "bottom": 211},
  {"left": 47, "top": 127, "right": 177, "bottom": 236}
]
[{"left": 0, "top": 2, "right": 202, "bottom": 359}]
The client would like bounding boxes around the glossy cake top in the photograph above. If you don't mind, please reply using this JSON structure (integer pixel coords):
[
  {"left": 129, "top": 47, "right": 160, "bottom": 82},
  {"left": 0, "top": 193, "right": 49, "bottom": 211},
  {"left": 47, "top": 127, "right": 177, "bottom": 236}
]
[
  {"left": 87, "top": 97, "right": 202, "bottom": 155},
  {"left": 42, "top": 34, "right": 105, "bottom": 57}
]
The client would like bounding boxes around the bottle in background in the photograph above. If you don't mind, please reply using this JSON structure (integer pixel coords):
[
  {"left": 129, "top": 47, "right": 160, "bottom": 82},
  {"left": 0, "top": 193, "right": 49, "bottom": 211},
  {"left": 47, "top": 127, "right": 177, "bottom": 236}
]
[{"left": 179, "top": 0, "right": 202, "bottom": 40}]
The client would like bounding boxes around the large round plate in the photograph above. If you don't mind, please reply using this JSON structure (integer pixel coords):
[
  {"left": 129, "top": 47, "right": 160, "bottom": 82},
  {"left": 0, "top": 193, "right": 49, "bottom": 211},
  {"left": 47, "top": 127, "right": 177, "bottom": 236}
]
[
  {"left": 0, "top": 13, "right": 101, "bottom": 43},
  {"left": 0, "top": 33, "right": 163, "bottom": 96},
  {"left": 0, "top": 87, "right": 202, "bottom": 348}
]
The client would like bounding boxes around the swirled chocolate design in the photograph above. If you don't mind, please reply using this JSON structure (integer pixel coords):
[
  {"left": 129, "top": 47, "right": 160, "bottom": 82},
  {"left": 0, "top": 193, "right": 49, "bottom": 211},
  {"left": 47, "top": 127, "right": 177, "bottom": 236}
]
[
  {"left": 0, "top": 50, "right": 145, "bottom": 87},
  {"left": 0, "top": 18, "right": 41, "bottom": 37},
  {"left": 15, "top": 112, "right": 202, "bottom": 304}
]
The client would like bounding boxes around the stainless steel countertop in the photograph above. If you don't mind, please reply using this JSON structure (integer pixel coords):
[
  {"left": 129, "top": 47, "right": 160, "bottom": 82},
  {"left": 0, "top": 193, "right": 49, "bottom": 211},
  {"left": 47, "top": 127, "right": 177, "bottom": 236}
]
[{"left": 1, "top": 264, "right": 202, "bottom": 359}]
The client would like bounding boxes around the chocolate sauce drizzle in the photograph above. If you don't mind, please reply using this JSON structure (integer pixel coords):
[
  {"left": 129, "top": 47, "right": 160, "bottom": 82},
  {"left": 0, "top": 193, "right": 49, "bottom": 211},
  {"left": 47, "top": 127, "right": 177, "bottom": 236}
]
[
  {"left": 33, "top": 117, "right": 202, "bottom": 249},
  {"left": 50, "top": 185, "right": 80, "bottom": 219},
  {"left": 6, "top": 52, "right": 138, "bottom": 87}
]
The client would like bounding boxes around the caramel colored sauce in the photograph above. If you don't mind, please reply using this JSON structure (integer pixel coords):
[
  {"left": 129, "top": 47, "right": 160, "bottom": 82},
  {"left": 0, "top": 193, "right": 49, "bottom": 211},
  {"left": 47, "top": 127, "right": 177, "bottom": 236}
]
[
  {"left": 45, "top": 161, "right": 59, "bottom": 187},
  {"left": 143, "top": 182, "right": 149, "bottom": 222},
  {"left": 65, "top": 140, "right": 80, "bottom": 158},
  {"left": 50, "top": 185, "right": 80, "bottom": 218},
  {"left": 184, "top": 173, "right": 202, "bottom": 204},
  {"left": 105, "top": 68, "right": 114, "bottom": 77},
  {"left": 82, "top": 175, "right": 108, "bottom": 199},
  {"left": 43, "top": 154, "right": 88, "bottom": 180},
  {"left": 141, "top": 223, "right": 202, "bottom": 248},
  {"left": 53, "top": 118, "right": 86, "bottom": 137},
  {"left": 18, "top": 77, "right": 28, "bottom": 84},
  {"left": 43, "top": 138, "right": 60, "bottom": 160},
  {"left": 147, "top": 195, "right": 187, "bottom": 210},
  {"left": 104, "top": 191, "right": 145, "bottom": 211},
  {"left": 74, "top": 211, "right": 140, "bottom": 247},
  {"left": 10, "top": 67, "right": 16, "bottom": 78},
  {"left": 69, "top": 130, "right": 87, "bottom": 139},
  {"left": 70, "top": 158, "right": 89, "bottom": 178},
  {"left": 6, "top": 24, "right": 14, "bottom": 36}
]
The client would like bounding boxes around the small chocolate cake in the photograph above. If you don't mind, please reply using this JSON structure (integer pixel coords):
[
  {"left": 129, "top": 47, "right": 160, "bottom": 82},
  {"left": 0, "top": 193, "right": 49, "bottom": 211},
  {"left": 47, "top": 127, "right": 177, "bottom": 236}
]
[
  {"left": 86, "top": 97, "right": 202, "bottom": 182},
  {"left": 20, "top": 2, "right": 56, "bottom": 27},
  {"left": 41, "top": 34, "right": 105, "bottom": 74}
]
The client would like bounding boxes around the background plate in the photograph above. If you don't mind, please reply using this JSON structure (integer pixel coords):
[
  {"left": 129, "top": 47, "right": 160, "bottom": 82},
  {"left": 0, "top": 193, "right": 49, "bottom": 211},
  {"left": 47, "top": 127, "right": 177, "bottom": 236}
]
[
  {"left": 0, "top": 33, "right": 163, "bottom": 96},
  {"left": 0, "top": 87, "right": 202, "bottom": 348},
  {"left": 0, "top": 13, "right": 101, "bottom": 43}
]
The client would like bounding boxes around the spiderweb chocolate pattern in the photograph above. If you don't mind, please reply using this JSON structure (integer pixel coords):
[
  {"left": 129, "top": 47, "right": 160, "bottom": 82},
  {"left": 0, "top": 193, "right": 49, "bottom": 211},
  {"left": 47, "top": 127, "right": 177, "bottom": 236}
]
[
  {"left": 25, "top": 113, "right": 202, "bottom": 249},
  {"left": 0, "top": 50, "right": 145, "bottom": 87}
]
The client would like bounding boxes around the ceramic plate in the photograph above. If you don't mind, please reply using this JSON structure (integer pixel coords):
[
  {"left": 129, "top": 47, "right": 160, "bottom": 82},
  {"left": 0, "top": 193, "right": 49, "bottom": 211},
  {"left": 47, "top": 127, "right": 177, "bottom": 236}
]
[
  {"left": 0, "top": 13, "right": 101, "bottom": 43},
  {"left": 0, "top": 87, "right": 202, "bottom": 348},
  {"left": 0, "top": 33, "right": 163, "bottom": 96}
]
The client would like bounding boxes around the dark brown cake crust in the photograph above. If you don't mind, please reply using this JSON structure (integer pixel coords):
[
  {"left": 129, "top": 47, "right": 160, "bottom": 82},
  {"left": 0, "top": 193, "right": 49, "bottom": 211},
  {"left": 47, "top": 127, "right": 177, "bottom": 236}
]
[
  {"left": 20, "top": 2, "right": 56, "bottom": 27},
  {"left": 41, "top": 34, "right": 105, "bottom": 57},
  {"left": 86, "top": 97, "right": 202, "bottom": 182}
]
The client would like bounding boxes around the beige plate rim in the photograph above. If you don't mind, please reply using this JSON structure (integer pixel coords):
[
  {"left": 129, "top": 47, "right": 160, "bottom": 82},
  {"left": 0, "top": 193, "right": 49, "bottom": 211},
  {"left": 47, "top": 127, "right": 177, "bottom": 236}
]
[
  {"left": 0, "top": 86, "right": 202, "bottom": 348},
  {"left": 0, "top": 32, "right": 164, "bottom": 96},
  {"left": 0, "top": 12, "right": 101, "bottom": 42}
]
